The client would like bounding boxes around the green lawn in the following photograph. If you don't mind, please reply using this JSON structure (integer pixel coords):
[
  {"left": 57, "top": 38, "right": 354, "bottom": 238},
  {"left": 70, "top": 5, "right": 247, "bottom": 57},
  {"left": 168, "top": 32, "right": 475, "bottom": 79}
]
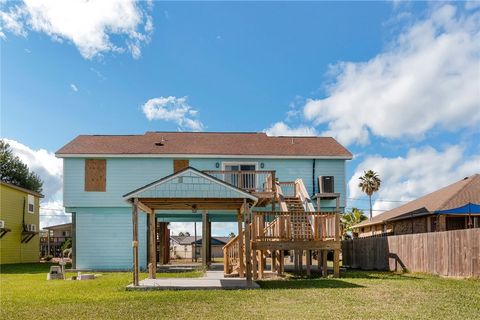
[{"left": 1, "top": 263, "right": 479, "bottom": 320}]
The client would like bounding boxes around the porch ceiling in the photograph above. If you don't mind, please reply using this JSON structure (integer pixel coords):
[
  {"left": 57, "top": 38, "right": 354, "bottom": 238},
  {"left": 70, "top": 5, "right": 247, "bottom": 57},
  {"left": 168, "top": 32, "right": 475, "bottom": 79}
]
[{"left": 138, "top": 197, "right": 248, "bottom": 211}]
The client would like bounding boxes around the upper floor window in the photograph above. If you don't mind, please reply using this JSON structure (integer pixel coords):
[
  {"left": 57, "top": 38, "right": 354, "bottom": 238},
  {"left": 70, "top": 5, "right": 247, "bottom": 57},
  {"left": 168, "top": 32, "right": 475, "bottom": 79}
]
[
  {"left": 85, "top": 159, "right": 106, "bottom": 192},
  {"left": 27, "top": 195, "right": 35, "bottom": 213}
]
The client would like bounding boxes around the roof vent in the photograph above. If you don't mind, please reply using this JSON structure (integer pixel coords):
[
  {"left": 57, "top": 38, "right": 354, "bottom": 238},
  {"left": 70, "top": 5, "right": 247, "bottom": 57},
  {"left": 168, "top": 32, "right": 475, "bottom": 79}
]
[{"left": 155, "top": 136, "right": 166, "bottom": 146}]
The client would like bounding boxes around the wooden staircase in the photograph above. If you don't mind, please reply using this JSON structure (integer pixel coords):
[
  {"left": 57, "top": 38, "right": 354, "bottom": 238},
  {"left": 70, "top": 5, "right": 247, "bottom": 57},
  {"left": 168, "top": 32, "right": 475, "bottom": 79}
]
[{"left": 223, "top": 178, "right": 341, "bottom": 279}]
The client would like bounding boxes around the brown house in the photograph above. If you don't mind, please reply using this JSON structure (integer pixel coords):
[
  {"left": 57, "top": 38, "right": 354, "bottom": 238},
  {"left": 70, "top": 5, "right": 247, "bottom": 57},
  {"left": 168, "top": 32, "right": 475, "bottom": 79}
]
[{"left": 354, "top": 174, "right": 480, "bottom": 237}]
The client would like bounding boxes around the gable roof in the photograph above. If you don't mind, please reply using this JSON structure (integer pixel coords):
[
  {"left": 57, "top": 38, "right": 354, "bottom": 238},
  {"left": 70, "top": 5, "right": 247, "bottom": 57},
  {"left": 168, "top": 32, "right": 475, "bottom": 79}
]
[
  {"left": 123, "top": 167, "right": 258, "bottom": 201},
  {"left": 1, "top": 181, "right": 44, "bottom": 198},
  {"left": 355, "top": 174, "right": 480, "bottom": 228},
  {"left": 43, "top": 223, "right": 72, "bottom": 231},
  {"left": 55, "top": 132, "right": 352, "bottom": 159}
]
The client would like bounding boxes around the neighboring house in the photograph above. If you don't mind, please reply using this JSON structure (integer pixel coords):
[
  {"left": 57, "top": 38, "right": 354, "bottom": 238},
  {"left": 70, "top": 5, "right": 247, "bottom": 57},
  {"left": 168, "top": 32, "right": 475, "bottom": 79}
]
[
  {"left": 170, "top": 235, "right": 231, "bottom": 260},
  {"left": 0, "top": 182, "right": 43, "bottom": 264},
  {"left": 56, "top": 131, "right": 351, "bottom": 271},
  {"left": 40, "top": 223, "right": 72, "bottom": 257},
  {"left": 354, "top": 174, "right": 480, "bottom": 238}
]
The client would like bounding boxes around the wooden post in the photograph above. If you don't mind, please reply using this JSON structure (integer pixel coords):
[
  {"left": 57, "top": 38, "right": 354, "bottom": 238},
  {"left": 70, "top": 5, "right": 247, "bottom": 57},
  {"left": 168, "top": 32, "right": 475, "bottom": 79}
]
[
  {"left": 47, "top": 230, "right": 51, "bottom": 256},
  {"left": 438, "top": 215, "right": 447, "bottom": 232},
  {"left": 202, "top": 211, "right": 208, "bottom": 268},
  {"left": 148, "top": 211, "right": 156, "bottom": 279},
  {"left": 237, "top": 210, "right": 245, "bottom": 277},
  {"left": 271, "top": 250, "right": 276, "bottom": 273},
  {"left": 322, "top": 250, "right": 328, "bottom": 277},
  {"left": 132, "top": 199, "right": 139, "bottom": 286},
  {"left": 243, "top": 201, "right": 253, "bottom": 285},
  {"left": 317, "top": 250, "right": 321, "bottom": 272},
  {"left": 278, "top": 250, "right": 284, "bottom": 275},
  {"left": 333, "top": 197, "right": 341, "bottom": 278},
  {"left": 306, "top": 250, "right": 311, "bottom": 276},
  {"left": 158, "top": 222, "right": 165, "bottom": 264}
]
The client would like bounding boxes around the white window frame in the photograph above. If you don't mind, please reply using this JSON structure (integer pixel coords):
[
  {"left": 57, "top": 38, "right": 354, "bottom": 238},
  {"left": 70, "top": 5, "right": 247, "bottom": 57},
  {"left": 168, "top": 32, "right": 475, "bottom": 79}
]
[{"left": 27, "top": 195, "right": 35, "bottom": 214}]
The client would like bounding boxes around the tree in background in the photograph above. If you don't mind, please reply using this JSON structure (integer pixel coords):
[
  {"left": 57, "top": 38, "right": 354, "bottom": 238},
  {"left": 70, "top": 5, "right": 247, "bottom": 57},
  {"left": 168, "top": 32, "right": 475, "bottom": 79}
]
[
  {"left": 178, "top": 232, "right": 185, "bottom": 237},
  {"left": 342, "top": 208, "right": 368, "bottom": 237},
  {"left": 0, "top": 140, "right": 43, "bottom": 193},
  {"left": 228, "top": 232, "right": 235, "bottom": 238},
  {"left": 184, "top": 232, "right": 190, "bottom": 236},
  {"left": 358, "top": 170, "right": 381, "bottom": 220}
]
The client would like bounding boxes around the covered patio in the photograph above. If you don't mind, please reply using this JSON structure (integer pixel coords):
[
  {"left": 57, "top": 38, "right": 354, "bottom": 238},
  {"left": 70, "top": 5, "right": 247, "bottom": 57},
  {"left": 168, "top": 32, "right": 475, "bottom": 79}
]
[{"left": 123, "top": 167, "right": 258, "bottom": 288}]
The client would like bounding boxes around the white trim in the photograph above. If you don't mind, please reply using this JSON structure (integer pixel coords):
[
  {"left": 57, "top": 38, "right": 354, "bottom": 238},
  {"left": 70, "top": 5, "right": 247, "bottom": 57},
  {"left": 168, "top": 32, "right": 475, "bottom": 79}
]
[
  {"left": 56, "top": 153, "right": 352, "bottom": 160},
  {"left": 221, "top": 161, "right": 258, "bottom": 171},
  {"left": 123, "top": 168, "right": 258, "bottom": 201},
  {"left": 27, "top": 194, "right": 35, "bottom": 214}
]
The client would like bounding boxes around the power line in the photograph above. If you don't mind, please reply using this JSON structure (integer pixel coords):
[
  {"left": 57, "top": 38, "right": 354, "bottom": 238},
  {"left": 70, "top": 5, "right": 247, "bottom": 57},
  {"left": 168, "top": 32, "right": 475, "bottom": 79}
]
[{"left": 347, "top": 197, "right": 409, "bottom": 203}]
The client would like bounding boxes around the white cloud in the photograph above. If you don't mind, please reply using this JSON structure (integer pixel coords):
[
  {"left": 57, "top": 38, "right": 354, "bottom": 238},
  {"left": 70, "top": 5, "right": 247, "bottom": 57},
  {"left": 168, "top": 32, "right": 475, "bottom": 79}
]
[
  {"left": 142, "top": 96, "right": 205, "bottom": 131},
  {"left": 303, "top": 4, "right": 480, "bottom": 146},
  {"left": 264, "top": 122, "right": 317, "bottom": 137},
  {"left": 348, "top": 145, "right": 480, "bottom": 216},
  {"left": 70, "top": 83, "right": 78, "bottom": 92},
  {"left": 4, "top": 139, "right": 68, "bottom": 227},
  {"left": 0, "top": 0, "right": 153, "bottom": 59}
]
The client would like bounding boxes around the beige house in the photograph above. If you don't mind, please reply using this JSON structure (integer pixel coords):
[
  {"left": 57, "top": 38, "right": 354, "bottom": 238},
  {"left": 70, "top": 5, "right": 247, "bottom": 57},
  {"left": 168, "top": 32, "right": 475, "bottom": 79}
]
[
  {"left": 170, "top": 236, "right": 230, "bottom": 261},
  {"left": 354, "top": 174, "right": 480, "bottom": 237}
]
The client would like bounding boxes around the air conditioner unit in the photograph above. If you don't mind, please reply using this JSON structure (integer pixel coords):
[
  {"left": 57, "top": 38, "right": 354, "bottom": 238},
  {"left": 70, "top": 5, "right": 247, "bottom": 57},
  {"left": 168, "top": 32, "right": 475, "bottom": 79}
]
[
  {"left": 27, "top": 224, "right": 37, "bottom": 232},
  {"left": 318, "top": 176, "right": 335, "bottom": 194},
  {"left": 0, "top": 220, "right": 5, "bottom": 229}
]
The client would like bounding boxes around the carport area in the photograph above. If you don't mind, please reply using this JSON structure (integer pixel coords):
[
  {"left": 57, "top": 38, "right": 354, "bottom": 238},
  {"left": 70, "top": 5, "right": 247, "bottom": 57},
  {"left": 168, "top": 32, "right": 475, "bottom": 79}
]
[{"left": 123, "top": 167, "right": 258, "bottom": 289}]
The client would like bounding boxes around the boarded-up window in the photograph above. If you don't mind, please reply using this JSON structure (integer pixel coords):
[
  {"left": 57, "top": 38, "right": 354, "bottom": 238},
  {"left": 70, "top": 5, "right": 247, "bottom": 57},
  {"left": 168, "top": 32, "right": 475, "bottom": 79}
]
[
  {"left": 173, "top": 159, "right": 189, "bottom": 173},
  {"left": 85, "top": 159, "right": 106, "bottom": 192}
]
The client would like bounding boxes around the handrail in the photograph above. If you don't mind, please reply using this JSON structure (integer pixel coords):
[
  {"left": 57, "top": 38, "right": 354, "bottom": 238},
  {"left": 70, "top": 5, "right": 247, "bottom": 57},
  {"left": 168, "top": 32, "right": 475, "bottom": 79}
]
[
  {"left": 203, "top": 170, "right": 275, "bottom": 193},
  {"left": 275, "top": 183, "right": 289, "bottom": 211},
  {"left": 294, "top": 178, "right": 315, "bottom": 212},
  {"left": 253, "top": 211, "right": 338, "bottom": 241}
]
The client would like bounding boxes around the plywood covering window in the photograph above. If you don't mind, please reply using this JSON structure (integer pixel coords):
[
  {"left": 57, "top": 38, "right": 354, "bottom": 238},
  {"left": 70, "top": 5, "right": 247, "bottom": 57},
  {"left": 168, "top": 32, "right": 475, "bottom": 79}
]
[
  {"left": 173, "top": 159, "right": 189, "bottom": 173},
  {"left": 85, "top": 159, "right": 106, "bottom": 192}
]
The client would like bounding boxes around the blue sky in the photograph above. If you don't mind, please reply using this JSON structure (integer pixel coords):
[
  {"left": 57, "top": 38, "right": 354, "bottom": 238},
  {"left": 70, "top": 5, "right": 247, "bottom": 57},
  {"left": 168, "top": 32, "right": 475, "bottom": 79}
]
[{"left": 1, "top": 1, "right": 479, "bottom": 230}]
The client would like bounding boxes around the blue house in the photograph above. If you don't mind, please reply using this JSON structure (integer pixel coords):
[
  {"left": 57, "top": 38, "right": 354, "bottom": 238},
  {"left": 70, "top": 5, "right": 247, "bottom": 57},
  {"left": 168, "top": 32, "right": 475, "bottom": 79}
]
[{"left": 56, "top": 132, "right": 352, "bottom": 282}]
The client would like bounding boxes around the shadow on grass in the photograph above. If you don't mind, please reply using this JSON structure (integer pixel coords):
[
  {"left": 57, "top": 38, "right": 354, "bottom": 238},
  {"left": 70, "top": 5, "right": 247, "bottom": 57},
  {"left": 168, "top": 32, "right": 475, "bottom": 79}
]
[
  {"left": 258, "top": 278, "right": 364, "bottom": 289},
  {"left": 342, "top": 269, "right": 422, "bottom": 280},
  {"left": 0, "top": 263, "right": 59, "bottom": 274}
]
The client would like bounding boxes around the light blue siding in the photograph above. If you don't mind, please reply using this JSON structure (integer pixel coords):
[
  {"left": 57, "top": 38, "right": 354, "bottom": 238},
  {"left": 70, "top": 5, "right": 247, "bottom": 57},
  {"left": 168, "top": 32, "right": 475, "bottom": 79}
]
[
  {"left": 75, "top": 207, "right": 147, "bottom": 270},
  {"left": 64, "top": 157, "right": 346, "bottom": 209}
]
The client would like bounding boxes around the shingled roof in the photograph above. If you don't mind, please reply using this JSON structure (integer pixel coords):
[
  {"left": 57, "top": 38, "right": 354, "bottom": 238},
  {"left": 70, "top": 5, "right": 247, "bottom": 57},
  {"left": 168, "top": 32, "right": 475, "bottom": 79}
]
[
  {"left": 355, "top": 174, "right": 480, "bottom": 228},
  {"left": 55, "top": 132, "right": 352, "bottom": 158}
]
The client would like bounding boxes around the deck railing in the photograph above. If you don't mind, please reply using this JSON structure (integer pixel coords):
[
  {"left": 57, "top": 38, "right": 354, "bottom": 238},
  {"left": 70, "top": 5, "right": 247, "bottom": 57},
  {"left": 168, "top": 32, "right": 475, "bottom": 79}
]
[
  {"left": 253, "top": 211, "right": 338, "bottom": 242},
  {"left": 223, "top": 230, "right": 244, "bottom": 274},
  {"left": 204, "top": 170, "right": 276, "bottom": 194}
]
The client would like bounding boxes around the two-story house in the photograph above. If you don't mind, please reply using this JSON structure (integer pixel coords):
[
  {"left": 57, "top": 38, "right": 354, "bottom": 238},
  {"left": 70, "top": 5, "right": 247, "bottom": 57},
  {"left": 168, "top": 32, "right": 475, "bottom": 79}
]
[
  {"left": 0, "top": 182, "right": 43, "bottom": 264},
  {"left": 56, "top": 132, "right": 351, "bottom": 281}
]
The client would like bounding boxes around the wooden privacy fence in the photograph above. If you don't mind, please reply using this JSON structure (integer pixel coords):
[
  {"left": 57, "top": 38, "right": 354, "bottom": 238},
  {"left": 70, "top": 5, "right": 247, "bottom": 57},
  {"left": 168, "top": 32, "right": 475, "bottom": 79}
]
[{"left": 342, "top": 228, "right": 480, "bottom": 278}]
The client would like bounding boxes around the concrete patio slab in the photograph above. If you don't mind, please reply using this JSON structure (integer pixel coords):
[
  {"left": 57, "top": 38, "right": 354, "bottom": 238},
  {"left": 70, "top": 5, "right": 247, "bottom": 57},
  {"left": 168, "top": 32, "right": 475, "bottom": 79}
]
[{"left": 126, "top": 271, "right": 259, "bottom": 290}]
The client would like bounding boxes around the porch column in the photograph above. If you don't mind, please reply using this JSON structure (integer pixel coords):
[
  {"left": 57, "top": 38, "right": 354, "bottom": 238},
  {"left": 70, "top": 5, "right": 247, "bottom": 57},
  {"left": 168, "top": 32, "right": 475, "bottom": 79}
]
[
  {"left": 148, "top": 211, "right": 157, "bottom": 279},
  {"left": 243, "top": 201, "right": 253, "bottom": 285},
  {"left": 438, "top": 215, "right": 447, "bottom": 232},
  {"left": 132, "top": 199, "right": 139, "bottom": 286},
  {"left": 202, "top": 211, "right": 209, "bottom": 268},
  {"left": 237, "top": 209, "right": 245, "bottom": 277}
]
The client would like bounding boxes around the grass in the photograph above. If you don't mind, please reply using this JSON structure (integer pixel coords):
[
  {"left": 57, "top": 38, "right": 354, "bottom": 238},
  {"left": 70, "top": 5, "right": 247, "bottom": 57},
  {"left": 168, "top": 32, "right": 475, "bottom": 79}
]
[{"left": 1, "top": 263, "right": 479, "bottom": 320}]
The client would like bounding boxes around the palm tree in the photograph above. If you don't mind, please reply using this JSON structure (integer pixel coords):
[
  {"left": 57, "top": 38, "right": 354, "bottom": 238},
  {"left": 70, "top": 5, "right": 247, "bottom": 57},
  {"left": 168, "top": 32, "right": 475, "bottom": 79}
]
[
  {"left": 358, "top": 170, "right": 381, "bottom": 220},
  {"left": 342, "top": 208, "right": 368, "bottom": 236}
]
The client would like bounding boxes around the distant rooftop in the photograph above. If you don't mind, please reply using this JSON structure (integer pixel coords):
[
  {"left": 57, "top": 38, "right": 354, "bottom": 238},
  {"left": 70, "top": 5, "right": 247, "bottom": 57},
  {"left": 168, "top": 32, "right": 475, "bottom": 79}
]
[
  {"left": 55, "top": 131, "right": 352, "bottom": 158},
  {"left": 355, "top": 174, "right": 480, "bottom": 228}
]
